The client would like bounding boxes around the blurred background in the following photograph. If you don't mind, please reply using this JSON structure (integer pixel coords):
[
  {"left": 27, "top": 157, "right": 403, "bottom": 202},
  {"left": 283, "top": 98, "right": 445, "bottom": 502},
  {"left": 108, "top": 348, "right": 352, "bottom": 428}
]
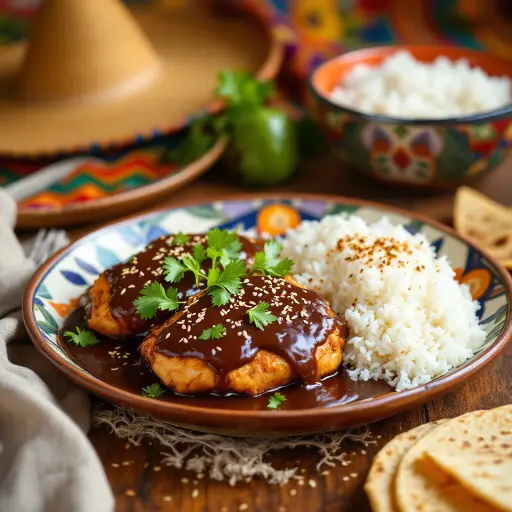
[{"left": 1, "top": 0, "right": 512, "bottom": 232}]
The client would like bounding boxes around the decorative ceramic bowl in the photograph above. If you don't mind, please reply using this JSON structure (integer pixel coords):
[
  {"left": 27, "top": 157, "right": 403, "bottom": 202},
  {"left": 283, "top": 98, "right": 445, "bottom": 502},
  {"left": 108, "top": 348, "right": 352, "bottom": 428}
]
[
  {"left": 23, "top": 194, "right": 512, "bottom": 436},
  {"left": 308, "top": 45, "right": 512, "bottom": 189}
]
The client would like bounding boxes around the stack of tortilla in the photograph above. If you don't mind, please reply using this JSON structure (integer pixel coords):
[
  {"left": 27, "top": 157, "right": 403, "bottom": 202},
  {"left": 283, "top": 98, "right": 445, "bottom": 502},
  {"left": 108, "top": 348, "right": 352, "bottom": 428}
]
[
  {"left": 364, "top": 405, "right": 512, "bottom": 512},
  {"left": 454, "top": 187, "right": 512, "bottom": 269}
]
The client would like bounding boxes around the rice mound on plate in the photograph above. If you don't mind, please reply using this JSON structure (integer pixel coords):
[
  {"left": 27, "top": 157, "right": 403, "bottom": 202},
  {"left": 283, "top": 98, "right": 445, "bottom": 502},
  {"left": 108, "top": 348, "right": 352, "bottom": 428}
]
[{"left": 281, "top": 214, "right": 486, "bottom": 391}]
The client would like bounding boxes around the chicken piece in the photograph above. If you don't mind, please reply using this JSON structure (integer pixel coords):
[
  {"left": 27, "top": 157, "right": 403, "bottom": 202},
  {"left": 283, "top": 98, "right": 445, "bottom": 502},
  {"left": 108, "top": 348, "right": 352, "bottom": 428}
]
[
  {"left": 85, "top": 232, "right": 263, "bottom": 338},
  {"left": 140, "top": 275, "right": 346, "bottom": 396}
]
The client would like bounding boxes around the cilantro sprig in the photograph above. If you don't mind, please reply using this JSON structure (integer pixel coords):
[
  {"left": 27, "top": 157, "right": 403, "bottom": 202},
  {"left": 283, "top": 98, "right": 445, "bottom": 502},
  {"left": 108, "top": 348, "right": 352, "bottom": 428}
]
[
  {"left": 207, "top": 259, "right": 247, "bottom": 306},
  {"left": 267, "top": 392, "right": 286, "bottom": 410},
  {"left": 142, "top": 383, "right": 166, "bottom": 398},
  {"left": 199, "top": 324, "right": 226, "bottom": 340},
  {"left": 252, "top": 240, "right": 293, "bottom": 277},
  {"left": 63, "top": 327, "right": 99, "bottom": 348},
  {"left": 163, "top": 255, "right": 203, "bottom": 287},
  {"left": 133, "top": 282, "right": 183, "bottom": 320},
  {"left": 135, "top": 226, "right": 295, "bottom": 328},
  {"left": 171, "top": 232, "right": 190, "bottom": 246},
  {"left": 247, "top": 302, "right": 277, "bottom": 330},
  {"left": 206, "top": 228, "right": 242, "bottom": 268}
]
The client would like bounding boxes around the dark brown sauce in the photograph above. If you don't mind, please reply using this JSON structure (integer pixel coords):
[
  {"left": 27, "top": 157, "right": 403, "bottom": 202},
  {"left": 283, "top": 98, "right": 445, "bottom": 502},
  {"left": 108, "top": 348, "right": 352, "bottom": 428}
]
[
  {"left": 103, "top": 233, "right": 263, "bottom": 334},
  {"left": 60, "top": 308, "right": 391, "bottom": 410},
  {"left": 154, "top": 275, "right": 346, "bottom": 389}
]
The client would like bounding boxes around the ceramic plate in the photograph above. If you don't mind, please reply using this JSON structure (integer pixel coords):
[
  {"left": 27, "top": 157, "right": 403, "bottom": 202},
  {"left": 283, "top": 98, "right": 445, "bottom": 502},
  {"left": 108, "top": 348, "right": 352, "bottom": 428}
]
[
  {"left": 23, "top": 194, "right": 512, "bottom": 436},
  {"left": 8, "top": 135, "right": 227, "bottom": 229}
]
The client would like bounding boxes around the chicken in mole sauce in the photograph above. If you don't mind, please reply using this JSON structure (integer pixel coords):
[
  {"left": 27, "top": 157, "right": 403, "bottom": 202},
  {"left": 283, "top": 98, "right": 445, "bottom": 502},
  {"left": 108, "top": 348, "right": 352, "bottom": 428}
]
[
  {"left": 84, "top": 233, "right": 263, "bottom": 338},
  {"left": 140, "top": 275, "right": 347, "bottom": 396}
]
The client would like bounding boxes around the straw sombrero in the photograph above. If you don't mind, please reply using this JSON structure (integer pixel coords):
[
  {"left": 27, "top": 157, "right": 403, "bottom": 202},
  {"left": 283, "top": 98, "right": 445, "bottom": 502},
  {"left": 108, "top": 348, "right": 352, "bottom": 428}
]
[{"left": 0, "top": 0, "right": 282, "bottom": 157}]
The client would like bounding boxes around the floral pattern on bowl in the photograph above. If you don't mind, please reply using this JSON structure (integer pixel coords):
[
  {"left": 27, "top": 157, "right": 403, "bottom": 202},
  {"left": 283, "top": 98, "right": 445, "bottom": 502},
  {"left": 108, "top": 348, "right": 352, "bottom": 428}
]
[
  {"left": 27, "top": 196, "right": 510, "bottom": 380},
  {"left": 308, "top": 46, "right": 512, "bottom": 189}
]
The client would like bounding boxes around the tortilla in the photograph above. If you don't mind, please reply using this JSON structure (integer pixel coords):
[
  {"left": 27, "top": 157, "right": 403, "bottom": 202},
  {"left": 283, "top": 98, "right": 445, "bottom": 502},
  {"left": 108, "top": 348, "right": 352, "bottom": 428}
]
[
  {"left": 426, "top": 450, "right": 512, "bottom": 512},
  {"left": 364, "top": 422, "right": 444, "bottom": 512},
  {"left": 454, "top": 187, "right": 512, "bottom": 267},
  {"left": 395, "top": 405, "right": 512, "bottom": 512}
]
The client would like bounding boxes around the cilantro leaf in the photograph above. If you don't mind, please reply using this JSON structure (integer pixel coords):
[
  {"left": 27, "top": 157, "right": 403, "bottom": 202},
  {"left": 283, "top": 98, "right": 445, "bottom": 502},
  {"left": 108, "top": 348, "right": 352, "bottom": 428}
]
[
  {"left": 209, "top": 287, "right": 232, "bottom": 307},
  {"left": 267, "top": 391, "right": 286, "bottom": 410},
  {"left": 163, "top": 254, "right": 205, "bottom": 287},
  {"left": 193, "top": 243, "right": 206, "bottom": 264},
  {"left": 163, "top": 256, "right": 186, "bottom": 283},
  {"left": 207, "top": 259, "right": 247, "bottom": 306},
  {"left": 198, "top": 324, "right": 226, "bottom": 340},
  {"left": 252, "top": 240, "right": 294, "bottom": 277},
  {"left": 216, "top": 70, "right": 275, "bottom": 108},
  {"left": 63, "top": 327, "right": 99, "bottom": 348},
  {"left": 142, "top": 383, "right": 166, "bottom": 398},
  {"left": 133, "top": 282, "right": 182, "bottom": 320},
  {"left": 161, "top": 118, "right": 215, "bottom": 166},
  {"left": 247, "top": 302, "right": 277, "bottom": 330},
  {"left": 172, "top": 232, "right": 190, "bottom": 246},
  {"left": 207, "top": 228, "right": 242, "bottom": 267}
]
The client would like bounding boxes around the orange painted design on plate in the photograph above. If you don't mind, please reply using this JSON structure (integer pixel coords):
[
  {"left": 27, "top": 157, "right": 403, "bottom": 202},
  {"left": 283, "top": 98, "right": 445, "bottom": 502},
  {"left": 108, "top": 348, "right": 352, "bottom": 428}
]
[
  {"left": 257, "top": 204, "right": 301, "bottom": 236},
  {"left": 455, "top": 268, "right": 492, "bottom": 300},
  {"left": 50, "top": 298, "right": 79, "bottom": 318}
]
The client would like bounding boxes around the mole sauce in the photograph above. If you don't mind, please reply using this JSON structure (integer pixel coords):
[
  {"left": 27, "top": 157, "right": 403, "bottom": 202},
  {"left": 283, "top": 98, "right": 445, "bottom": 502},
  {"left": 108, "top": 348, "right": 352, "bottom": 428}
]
[
  {"left": 154, "top": 275, "right": 347, "bottom": 389},
  {"left": 60, "top": 308, "right": 391, "bottom": 410},
  {"left": 103, "top": 233, "right": 263, "bottom": 333}
]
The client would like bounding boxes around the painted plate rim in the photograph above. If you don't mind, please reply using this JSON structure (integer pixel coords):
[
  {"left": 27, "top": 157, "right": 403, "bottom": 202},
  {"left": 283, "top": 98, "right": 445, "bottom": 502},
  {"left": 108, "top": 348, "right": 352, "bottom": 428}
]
[
  {"left": 16, "top": 138, "right": 227, "bottom": 229},
  {"left": 23, "top": 193, "right": 512, "bottom": 430}
]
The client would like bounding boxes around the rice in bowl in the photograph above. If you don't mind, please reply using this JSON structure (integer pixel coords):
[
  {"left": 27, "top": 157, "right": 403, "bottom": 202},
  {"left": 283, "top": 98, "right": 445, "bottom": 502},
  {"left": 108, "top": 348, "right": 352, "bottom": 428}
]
[{"left": 281, "top": 214, "right": 486, "bottom": 391}]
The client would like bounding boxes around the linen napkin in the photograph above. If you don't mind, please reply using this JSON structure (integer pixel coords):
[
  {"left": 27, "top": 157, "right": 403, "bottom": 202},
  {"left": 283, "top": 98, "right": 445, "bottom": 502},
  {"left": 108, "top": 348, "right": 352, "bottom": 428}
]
[{"left": 0, "top": 190, "right": 114, "bottom": 512}]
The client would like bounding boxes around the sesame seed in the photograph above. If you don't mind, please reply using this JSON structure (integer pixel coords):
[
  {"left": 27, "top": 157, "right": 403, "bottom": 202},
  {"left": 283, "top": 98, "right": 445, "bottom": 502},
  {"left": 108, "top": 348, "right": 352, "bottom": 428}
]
[
  {"left": 124, "top": 443, "right": 130, "bottom": 449},
  {"left": 181, "top": 478, "right": 189, "bottom": 484},
  {"left": 154, "top": 466, "right": 161, "bottom": 471},
  {"left": 308, "top": 480, "right": 317, "bottom": 488},
  {"left": 289, "top": 489, "right": 297, "bottom": 496},
  {"left": 111, "top": 463, "right": 119, "bottom": 468},
  {"left": 163, "top": 496, "right": 172, "bottom": 502},
  {"left": 350, "top": 473, "right": 358, "bottom": 478},
  {"left": 239, "top": 505, "right": 249, "bottom": 511},
  {"left": 343, "top": 476, "right": 349, "bottom": 482},
  {"left": 125, "top": 490, "right": 136, "bottom": 497},
  {"left": 191, "top": 489, "right": 199, "bottom": 499}
]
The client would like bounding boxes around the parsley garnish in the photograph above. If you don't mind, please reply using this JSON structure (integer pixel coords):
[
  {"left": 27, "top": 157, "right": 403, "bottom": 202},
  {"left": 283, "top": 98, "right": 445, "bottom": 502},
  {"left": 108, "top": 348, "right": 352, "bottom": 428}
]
[
  {"left": 247, "top": 302, "right": 277, "bottom": 330},
  {"left": 267, "top": 391, "right": 286, "bottom": 410},
  {"left": 198, "top": 324, "right": 226, "bottom": 340},
  {"left": 133, "top": 282, "right": 182, "bottom": 320},
  {"left": 207, "top": 228, "right": 242, "bottom": 267},
  {"left": 207, "top": 259, "right": 247, "bottom": 306},
  {"left": 63, "top": 327, "right": 99, "bottom": 348},
  {"left": 172, "top": 232, "right": 190, "bottom": 246},
  {"left": 252, "top": 240, "right": 293, "bottom": 277},
  {"left": 142, "top": 383, "right": 166, "bottom": 398}
]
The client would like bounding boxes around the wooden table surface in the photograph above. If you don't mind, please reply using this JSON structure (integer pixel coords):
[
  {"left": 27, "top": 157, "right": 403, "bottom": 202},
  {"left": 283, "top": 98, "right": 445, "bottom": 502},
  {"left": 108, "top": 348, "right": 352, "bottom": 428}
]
[{"left": 65, "top": 153, "right": 512, "bottom": 512}]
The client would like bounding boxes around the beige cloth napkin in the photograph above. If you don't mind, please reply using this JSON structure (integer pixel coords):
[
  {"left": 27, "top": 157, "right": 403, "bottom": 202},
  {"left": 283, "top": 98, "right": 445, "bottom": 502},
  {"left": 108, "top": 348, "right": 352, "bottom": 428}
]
[{"left": 0, "top": 190, "right": 114, "bottom": 512}]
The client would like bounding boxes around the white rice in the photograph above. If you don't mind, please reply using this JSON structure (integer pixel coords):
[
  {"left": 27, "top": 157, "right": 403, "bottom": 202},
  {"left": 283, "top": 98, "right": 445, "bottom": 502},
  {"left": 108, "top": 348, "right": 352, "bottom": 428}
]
[
  {"left": 329, "top": 50, "right": 511, "bottom": 119},
  {"left": 281, "top": 214, "right": 486, "bottom": 391}
]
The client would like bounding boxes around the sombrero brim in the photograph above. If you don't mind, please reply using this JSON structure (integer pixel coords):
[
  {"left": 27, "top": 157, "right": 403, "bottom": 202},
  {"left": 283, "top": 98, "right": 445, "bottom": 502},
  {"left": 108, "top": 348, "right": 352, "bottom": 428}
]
[{"left": 0, "top": 6, "right": 283, "bottom": 157}]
